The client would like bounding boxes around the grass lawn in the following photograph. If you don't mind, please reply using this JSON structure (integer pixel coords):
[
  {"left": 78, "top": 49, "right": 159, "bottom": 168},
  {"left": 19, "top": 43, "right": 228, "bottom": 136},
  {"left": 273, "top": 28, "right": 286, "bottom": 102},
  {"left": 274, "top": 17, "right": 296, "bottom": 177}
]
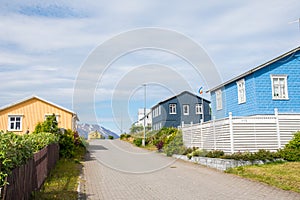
[
  {"left": 226, "top": 162, "right": 300, "bottom": 193},
  {"left": 31, "top": 146, "right": 86, "bottom": 200}
]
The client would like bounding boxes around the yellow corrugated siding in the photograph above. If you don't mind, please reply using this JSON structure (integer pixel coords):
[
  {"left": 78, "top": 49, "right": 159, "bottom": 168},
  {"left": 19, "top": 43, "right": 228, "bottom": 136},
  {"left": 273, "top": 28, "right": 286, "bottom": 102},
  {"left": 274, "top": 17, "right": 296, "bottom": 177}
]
[{"left": 0, "top": 98, "right": 73, "bottom": 134}]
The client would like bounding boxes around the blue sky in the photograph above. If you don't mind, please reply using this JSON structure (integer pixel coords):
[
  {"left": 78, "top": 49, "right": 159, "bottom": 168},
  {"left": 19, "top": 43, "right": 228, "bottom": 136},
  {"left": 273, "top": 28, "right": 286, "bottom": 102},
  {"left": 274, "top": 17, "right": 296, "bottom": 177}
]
[{"left": 1, "top": 0, "right": 299, "bottom": 134}]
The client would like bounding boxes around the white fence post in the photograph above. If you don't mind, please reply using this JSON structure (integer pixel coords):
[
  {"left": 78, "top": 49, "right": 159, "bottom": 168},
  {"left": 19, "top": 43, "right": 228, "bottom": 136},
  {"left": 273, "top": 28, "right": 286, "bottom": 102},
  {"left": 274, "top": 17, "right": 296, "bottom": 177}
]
[
  {"left": 229, "top": 112, "right": 234, "bottom": 153},
  {"left": 213, "top": 116, "right": 216, "bottom": 150},
  {"left": 190, "top": 122, "right": 193, "bottom": 146},
  {"left": 274, "top": 108, "right": 281, "bottom": 149},
  {"left": 200, "top": 119, "right": 204, "bottom": 149}
]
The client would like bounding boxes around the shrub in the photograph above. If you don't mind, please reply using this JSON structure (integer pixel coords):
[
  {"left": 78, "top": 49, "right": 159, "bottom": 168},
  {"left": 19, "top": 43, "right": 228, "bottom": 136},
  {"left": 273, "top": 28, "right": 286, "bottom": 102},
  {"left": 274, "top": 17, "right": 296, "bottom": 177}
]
[
  {"left": 155, "top": 141, "right": 164, "bottom": 151},
  {"left": 254, "top": 149, "right": 274, "bottom": 162},
  {"left": 26, "top": 132, "right": 59, "bottom": 152},
  {"left": 120, "top": 134, "right": 131, "bottom": 140},
  {"left": 120, "top": 134, "right": 126, "bottom": 140},
  {"left": 182, "top": 147, "right": 195, "bottom": 155},
  {"left": 108, "top": 135, "right": 114, "bottom": 140},
  {"left": 206, "top": 150, "right": 224, "bottom": 158},
  {"left": 280, "top": 131, "right": 300, "bottom": 161},
  {"left": 163, "top": 131, "right": 186, "bottom": 156},
  {"left": 133, "top": 138, "right": 143, "bottom": 147},
  {"left": 58, "top": 129, "right": 87, "bottom": 158},
  {"left": 226, "top": 151, "right": 254, "bottom": 161},
  {"left": 192, "top": 149, "right": 208, "bottom": 157},
  {"left": 59, "top": 131, "right": 75, "bottom": 158},
  {"left": 0, "top": 132, "right": 59, "bottom": 187},
  {"left": 153, "top": 128, "right": 177, "bottom": 145},
  {"left": 223, "top": 150, "right": 280, "bottom": 163}
]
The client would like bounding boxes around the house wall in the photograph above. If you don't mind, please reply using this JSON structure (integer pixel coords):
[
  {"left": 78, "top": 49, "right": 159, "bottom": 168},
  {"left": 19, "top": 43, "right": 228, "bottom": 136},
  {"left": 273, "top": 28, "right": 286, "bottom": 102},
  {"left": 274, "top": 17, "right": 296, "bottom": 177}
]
[
  {"left": 152, "top": 92, "right": 211, "bottom": 130},
  {"left": 0, "top": 98, "right": 74, "bottom": 134},
  {"left": 211, "top": 51, "right": 300, "bottom": 119}
]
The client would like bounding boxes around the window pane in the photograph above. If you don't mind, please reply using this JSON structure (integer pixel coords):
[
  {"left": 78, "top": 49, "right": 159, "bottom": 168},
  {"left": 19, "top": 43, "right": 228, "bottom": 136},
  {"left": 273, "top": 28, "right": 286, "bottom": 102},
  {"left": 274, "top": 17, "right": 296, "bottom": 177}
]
[
  {"left": 272, "top": 75, "right": 288, "bottom": 99},
  {"left": 16, "top": 122, "right": 20, "bottom": 129}
]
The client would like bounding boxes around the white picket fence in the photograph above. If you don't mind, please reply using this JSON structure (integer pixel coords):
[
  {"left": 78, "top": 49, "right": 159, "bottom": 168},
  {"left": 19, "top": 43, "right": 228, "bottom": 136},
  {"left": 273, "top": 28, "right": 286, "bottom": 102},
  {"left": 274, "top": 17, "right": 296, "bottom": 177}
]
[{"left": 181, "top": 109, "right": 300, "bottom": 153}]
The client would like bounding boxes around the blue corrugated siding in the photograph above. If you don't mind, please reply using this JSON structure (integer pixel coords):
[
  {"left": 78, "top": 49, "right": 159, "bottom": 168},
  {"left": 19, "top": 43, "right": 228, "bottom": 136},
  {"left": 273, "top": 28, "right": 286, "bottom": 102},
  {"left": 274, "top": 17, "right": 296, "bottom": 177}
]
[
  {"left": 256, "top": 56, "right": 300, "bottom": 114},
  {"left": 211, "top": 51, "right": 300, "bottom": 119}
]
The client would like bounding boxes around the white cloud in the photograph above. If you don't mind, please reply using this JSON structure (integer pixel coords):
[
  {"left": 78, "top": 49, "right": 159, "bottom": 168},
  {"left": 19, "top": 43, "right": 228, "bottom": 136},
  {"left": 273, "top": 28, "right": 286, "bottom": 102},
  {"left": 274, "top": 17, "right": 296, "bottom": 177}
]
[{"left": 1, "top": 0, "right": 300, "bottom": 132}]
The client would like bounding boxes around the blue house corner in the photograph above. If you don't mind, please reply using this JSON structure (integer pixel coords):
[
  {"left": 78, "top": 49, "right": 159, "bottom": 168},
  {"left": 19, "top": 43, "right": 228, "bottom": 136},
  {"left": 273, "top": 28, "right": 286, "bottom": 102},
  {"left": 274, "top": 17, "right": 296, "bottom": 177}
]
[{"left": 208, "top": 46, "right": 300, "bottom": 119}]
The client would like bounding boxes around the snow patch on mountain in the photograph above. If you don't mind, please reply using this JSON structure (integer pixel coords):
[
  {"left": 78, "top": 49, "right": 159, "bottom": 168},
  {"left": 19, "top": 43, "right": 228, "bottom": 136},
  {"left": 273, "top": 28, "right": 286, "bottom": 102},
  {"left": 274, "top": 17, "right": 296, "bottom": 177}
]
[{"left": 77, "top": 123, "right": 119, "bottom": 139}]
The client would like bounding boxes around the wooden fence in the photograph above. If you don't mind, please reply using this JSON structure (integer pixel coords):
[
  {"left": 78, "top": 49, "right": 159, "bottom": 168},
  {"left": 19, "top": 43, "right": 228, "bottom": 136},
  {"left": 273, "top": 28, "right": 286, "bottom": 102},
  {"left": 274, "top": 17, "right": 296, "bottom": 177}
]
[
  {"left": 181, "top": 110, "right": 300, "bottom": 154},
  {"left": 0, "top": 143, "right": 59, "bottom": 200}
]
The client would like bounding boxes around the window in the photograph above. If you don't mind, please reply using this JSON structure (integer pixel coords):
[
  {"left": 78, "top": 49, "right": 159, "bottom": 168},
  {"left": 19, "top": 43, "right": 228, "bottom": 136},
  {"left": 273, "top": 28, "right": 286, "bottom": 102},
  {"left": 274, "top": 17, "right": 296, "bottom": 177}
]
[
  {"left": 169, "top": 104, "right": 176, "bottom": 114},
  {"left": 8, "top": 115, "right": 22, "bottom": 131},
  {"left": 271, "top": 75, "right": 288, "bottom": 99},
  {"left": 183, "top": 104, "right": 189, "bottom": 115},
  {"left": 158, "top": 105, "right": 161, "bottom": 115},
  {"left": 216, "top": 89, "right": 222, "bottom": 110},
  {"left": 152, "top": 106, "right": 161, "bottom": 118},
  {"left": 153, "top": 123, "right": 162, "bottom": 131},
  {"left": 45, "top": 114, "right": 59, "bottom": 122},
  {"left": 237, "top": 79, "right": 246, "bottom": 104},
  {"left": 195, "top": 104, "right": 202, "bottom": 114}
]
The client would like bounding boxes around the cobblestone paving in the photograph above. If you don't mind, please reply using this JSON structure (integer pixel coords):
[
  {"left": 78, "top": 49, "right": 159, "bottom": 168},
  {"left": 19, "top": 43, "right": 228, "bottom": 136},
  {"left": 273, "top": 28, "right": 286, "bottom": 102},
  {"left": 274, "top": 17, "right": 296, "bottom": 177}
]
[{"left": 82, "top": 139, "right": 300, "bottom": 200}]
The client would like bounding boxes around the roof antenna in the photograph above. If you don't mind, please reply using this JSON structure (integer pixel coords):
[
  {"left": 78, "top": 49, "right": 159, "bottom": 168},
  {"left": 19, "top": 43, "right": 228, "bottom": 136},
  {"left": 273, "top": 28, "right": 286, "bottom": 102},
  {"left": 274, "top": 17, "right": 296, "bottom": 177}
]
[{"left": 289, "top": 18, "right": 300, "bottom": 31}]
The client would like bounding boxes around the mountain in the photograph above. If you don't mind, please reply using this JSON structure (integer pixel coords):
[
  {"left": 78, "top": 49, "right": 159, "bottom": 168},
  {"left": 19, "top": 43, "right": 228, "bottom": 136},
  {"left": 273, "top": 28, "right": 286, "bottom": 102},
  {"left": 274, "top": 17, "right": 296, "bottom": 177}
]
[{"left": 77, "top": 123, "right": 119, "bottom": 139}]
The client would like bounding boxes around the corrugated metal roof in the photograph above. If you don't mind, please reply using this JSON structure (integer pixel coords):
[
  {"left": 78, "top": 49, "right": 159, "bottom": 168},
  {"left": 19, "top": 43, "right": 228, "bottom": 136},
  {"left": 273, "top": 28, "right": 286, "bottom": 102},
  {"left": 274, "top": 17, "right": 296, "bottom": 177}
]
[
  {"left": 0, "top": 95, "right": 77, "bottom": 116},
  {"left": 207, "top": 46, "right": 300, "bottom": 93},
  {"left": 151, "top": 90, "right": 210, "bottom": 109}
]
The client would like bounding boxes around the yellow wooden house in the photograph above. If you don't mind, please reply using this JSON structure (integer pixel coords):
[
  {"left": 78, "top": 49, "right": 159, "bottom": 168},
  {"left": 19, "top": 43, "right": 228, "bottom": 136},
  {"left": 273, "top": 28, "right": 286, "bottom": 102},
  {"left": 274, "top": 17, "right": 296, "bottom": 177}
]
[{"left": 0, "top": 96, "right": 79, "bottom": 134}]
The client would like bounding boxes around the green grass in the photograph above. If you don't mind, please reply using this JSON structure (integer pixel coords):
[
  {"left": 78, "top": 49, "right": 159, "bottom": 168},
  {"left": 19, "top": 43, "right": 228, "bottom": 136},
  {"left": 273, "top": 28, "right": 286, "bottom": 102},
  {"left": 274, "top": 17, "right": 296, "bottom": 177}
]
[
  {"left": 226, "top": 162, "right": 300, "bottom": 193},
  {"left": 31, "top": 146, "right": 86, "bottom": 200}
]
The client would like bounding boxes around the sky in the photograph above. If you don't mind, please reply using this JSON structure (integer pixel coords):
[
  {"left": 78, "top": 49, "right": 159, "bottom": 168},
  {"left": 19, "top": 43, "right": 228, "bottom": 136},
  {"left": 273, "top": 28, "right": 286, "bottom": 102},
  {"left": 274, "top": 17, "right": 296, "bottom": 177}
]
[{"left": 0, "top": 0, "right": 299, "bottom": 134}]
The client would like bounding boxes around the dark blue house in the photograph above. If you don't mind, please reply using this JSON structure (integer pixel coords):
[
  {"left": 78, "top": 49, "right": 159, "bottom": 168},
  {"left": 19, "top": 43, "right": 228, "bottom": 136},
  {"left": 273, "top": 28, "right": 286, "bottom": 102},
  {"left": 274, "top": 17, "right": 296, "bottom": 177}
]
[
  {"left": 151, "top": 91, "right": 211, "bottom": 130},
  {"left": 208, "top": 46, "right": 300, "bottom": 119}
]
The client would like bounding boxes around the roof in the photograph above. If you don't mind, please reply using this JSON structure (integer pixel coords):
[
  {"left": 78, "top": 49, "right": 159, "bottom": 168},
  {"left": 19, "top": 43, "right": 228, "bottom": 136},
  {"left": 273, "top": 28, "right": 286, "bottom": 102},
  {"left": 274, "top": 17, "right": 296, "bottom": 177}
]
[
  {"left": 0, "top": 95, "right": 77, "bottom": 116},
  {"left": 207, "top": 46, "right": 300, "bottom": 92},
  {"left": 152, "top": 91, "right": 210, "bottom": 109}
]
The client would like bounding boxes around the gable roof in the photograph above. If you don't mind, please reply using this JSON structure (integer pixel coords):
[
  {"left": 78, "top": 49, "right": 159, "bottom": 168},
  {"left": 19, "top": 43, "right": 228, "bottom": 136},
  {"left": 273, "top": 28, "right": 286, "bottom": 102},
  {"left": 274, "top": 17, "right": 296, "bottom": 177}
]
[
  {"left": 0, "top": 95, "right": 77, "bottom": 115},
  {"left": 207, "top": 46, "right": 300, "bottom": 92},
  {"left": 152, "top": 91, "right": 210, "bottom": 109}
]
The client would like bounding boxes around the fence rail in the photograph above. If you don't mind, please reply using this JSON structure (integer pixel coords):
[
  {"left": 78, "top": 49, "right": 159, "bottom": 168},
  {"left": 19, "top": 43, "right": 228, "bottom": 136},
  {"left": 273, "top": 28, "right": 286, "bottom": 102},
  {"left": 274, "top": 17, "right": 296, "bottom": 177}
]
[
  {"left": 1, "top": 143, "right": 59, "bottom": 200},
  {"left": 181, "top": 110, "right": 300, "bottom": 153}
]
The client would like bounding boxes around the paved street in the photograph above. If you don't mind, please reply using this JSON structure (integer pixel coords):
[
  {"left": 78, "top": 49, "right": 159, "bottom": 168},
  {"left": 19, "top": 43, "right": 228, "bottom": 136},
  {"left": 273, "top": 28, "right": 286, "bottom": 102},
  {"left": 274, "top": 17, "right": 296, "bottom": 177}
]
[{"left": 81, "top": 139, "right": 300, "bottom": 200}]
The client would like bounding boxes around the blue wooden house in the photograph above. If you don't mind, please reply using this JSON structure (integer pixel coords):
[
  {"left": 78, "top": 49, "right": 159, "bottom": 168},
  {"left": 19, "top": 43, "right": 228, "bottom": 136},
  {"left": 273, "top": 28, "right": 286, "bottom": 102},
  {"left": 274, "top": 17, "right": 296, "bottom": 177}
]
[
  {"left": 208, "top": 46, "right": 300, "bottom": 119},
  {"left": 151, "top": 91, "right": 211, "bottom": 130}
]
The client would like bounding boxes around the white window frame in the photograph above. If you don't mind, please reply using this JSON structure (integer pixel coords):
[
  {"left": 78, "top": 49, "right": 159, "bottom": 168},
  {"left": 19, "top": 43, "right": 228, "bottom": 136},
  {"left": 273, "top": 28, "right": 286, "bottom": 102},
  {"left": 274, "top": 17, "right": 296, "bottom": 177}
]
[
  {"left": 216, "top": 89, "right": 223, "bottom": 110},
  {"left": 153, "top": 106, "right": 161, "bottom": 118},
  {"left": 169, "top": 104, "right": 177, "bottom": 114},
  {"left": 44, "top": 114, "right": 59, "bottom": 122},
  {"left": 8, "top": 115, "right": 23, "bottom": 131},
  {"left": 158, "top": 105, "right": 161, "bottom": 115},
  {"left": 183, "top": 104, "right": 189, "bottom": 115},
  {"left": 271, "top": 75, "right": 288, "bottom": 100},
  {"left": 237, "top": 79, "right": 246, "bottom": 104},
  {"left": 195, "top": 104, "right": 202, "bottom": 115}
]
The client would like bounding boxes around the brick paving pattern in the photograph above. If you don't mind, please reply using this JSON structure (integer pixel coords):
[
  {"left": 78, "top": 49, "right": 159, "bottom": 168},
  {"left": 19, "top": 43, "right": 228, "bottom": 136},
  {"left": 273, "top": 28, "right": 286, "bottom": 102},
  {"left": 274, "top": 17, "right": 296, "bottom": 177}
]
[{"left": 81, "top": 139, "right": 300, "bottom": 200}]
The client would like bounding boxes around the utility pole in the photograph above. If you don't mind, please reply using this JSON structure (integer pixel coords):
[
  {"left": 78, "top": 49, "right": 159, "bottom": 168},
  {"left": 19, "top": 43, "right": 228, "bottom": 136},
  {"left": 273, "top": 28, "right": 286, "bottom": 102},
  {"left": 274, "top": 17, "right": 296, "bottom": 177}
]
[{"left": 142, "top": 84, "right": 147, "bottom": 146}]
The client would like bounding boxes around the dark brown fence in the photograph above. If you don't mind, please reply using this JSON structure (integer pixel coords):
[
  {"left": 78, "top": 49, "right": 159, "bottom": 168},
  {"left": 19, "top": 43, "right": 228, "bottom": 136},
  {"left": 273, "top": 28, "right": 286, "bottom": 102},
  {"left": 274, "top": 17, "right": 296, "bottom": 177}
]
[{"left": 1, "top": 143, "right": 59, "bottom": 200}]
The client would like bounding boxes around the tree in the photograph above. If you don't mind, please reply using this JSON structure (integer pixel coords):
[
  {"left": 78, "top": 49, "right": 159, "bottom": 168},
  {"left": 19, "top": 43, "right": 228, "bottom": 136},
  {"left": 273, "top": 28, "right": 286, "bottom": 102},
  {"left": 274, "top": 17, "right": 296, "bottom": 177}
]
[
  {"left": 33, "top": 114, "right": 59, "bottom": 134},
  {"left": 130, "top": 124, "right": 143, "bottom": 134}
]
